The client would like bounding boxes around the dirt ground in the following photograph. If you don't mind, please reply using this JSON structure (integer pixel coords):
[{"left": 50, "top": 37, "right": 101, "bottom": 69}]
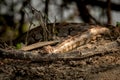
[
  {"left": 0, "top": 24, "right": 120, "bottom": 80},
  {"left": 0, "top": 49, "right": 119, "bottom": 80}
]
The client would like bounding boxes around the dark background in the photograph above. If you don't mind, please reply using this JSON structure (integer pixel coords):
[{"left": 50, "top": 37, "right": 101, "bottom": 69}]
[{"left": 0, "top": 0, "right": 120, "bottom": 41}]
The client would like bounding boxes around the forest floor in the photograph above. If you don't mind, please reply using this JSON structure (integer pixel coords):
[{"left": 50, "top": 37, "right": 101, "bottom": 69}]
[
  {"left": 0, "top": 23, "right": 120, "bottom": 80},
  {"left": 0, "top": 49, "right": 120, "bottom": 80}
]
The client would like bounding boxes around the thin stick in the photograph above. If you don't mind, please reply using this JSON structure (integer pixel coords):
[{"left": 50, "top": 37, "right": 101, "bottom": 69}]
[{"left": 21, "top": 40, "right": 60, "bottom": 51}]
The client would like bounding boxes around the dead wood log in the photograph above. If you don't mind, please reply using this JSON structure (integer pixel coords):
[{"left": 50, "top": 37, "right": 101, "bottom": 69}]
[
  {"left": 0, "top": 40, "right": 119, "bottom": 62},
  {"left": 43, "top": 26, "right": 110, "bottom": 53}
]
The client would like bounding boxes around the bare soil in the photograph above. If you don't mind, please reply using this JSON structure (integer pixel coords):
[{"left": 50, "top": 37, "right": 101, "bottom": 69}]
[{"left": 0, "top": 48, "right": 119, "bottom": 80}]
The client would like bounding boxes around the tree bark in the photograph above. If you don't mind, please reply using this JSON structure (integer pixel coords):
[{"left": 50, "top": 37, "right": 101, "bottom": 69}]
[
  {"left": 75, "top": 0, "right": 92, "bottom": 23},
  {"left": 106, "top": 0, "right": 112, "bottom": 24}
]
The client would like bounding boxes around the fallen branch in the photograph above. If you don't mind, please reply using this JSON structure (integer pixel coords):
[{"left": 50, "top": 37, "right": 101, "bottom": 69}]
[
  {"left": 43, "top": 26, "right": 110, "bottom": 53},
  {"left": 21, "top": 40, "right": 60, "bottom": 51},
  {"left": 0, "top": 40, "right": 119, "bottom": 62}
]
